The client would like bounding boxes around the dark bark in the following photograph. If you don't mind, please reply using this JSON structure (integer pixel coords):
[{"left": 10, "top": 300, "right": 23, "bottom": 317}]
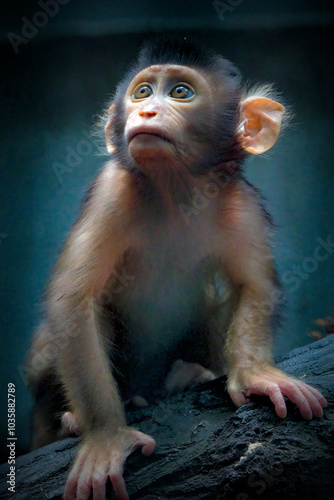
[{"left": 1, "top": 337, "right": 334, "bottom": 500}]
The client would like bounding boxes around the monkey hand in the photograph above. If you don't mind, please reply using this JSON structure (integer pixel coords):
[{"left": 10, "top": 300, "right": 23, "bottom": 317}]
[
  {"left": 227, "top": 365, "right": 327, "bottom": 420},
  {"left": 63, "top": 426, "right": 156, "bottom": 500}
]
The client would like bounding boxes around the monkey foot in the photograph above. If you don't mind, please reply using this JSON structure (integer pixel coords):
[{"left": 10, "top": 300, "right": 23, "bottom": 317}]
[
  {"left": 59, "top": 411, "right": 81, "bottom": 438},
  {"left": 125, "top": 395, "right": 149, "bottom": 407},
  {"left": 165, "top": 359, "right": 216, "bottom": 394}
]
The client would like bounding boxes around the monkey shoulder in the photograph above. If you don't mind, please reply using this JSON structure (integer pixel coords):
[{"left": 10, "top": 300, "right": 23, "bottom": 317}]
[
  {"left": 215, "top": 178, "right": 273, "bottom": 230},
  {"left": 80, "top": 161, "right": 124, "bottom": 208}
]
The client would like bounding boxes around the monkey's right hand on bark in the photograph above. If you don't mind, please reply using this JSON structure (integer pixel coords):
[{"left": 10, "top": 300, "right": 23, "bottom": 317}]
[{"left": 63, "top": 426, "right": 156, "bottom": 500}]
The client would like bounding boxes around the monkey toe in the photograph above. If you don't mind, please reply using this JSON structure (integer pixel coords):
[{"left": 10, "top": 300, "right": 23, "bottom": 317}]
[{"left": 60, "top": 411, "right": 81, "bottom": 437}]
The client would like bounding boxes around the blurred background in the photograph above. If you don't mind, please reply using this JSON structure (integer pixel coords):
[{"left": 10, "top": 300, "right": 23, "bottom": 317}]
[{"left": 1, "top": 0, "right": 333, "bottom": 458}]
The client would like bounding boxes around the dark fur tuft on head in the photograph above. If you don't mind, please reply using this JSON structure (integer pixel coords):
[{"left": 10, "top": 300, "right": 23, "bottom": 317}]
[
  {"left": 111, "top": 36, "right": 242, "bottom": 103},
  {"left": 137, "top": 36, "right": 241, "bottom": 80},
  {"left": 139, "top": 37, "right": 231, "bottom": 71}
]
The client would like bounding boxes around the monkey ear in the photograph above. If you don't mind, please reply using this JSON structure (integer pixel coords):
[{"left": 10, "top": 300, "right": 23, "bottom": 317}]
[
  {"left": 105, "top": 104, "right": 117, "bottom": 154},
  {"left": 240, "top": 97, "right": 285, "bottom": 154}
]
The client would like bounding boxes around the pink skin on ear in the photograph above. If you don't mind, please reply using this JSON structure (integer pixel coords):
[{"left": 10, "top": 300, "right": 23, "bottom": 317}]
[{"left": 240, "top": 97, "right": 285, "bottom": 155}]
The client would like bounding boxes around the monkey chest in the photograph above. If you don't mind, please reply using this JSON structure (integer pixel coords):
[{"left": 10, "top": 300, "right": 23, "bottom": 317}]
[
  {"left": 106, "top": 249, "right": 231, "bottom": 399},
  {"left": 108, "top": 247, "right": 229, "bottom": 341}
]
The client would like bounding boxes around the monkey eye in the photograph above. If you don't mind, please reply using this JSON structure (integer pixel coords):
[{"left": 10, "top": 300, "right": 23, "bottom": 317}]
[
  {"left": 132, "top": 84, "right": 153, "bottom": 99},
  {"left": 169, "top": 84, "right": 194, "bottom": 100}
]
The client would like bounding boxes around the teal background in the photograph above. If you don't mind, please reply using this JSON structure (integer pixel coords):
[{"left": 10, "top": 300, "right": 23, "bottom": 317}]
[{"left": 0, "top": 1, "right": 333, "bottom": 458}]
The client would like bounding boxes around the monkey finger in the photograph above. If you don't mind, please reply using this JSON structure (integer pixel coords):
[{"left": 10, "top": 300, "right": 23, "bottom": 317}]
[
  {"left": 296, "top": 383, "right": 325, "bottom": 418},
  {"left": 142, "top": 439, "right": 156, "bottom": 456},
  {"left": 302, "top": 384, "right": 327, "bottom": 408},
  {"left": 63, "top": 476, "right": 78, "bottom": 500},
  {"left": 76, "top": 470, "right": 93, "bottom": 500},
  {"left": 92, "top": 456, "right": 118, "bottom": 500},
  {"left": 126, "top": 430, "right": 156, "bottom": 457},
  {"left": 64, "top": 458, "right": 87, "bottom": 500},
  {"left": 109, "top": 471, "right": 129, "bottom": 500},
  {"left": 260, "top": 384, "right": 287, "bottom": 419},
  {"left": 92, "top": 472, "right": 107, "bottom": 500},
  {"left": 280, "top": 382, "right": 313, "bottom": 420}
]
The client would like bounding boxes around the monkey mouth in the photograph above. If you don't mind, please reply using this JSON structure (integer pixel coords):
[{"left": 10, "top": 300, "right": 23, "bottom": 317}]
[{"left": 128, "top": 127, "right": 172, "bottom": 144}]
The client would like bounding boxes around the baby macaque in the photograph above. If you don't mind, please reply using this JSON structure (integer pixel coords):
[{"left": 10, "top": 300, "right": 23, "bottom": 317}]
[{"left": 26, "top": 38, "right": 327, "bottom": 500}]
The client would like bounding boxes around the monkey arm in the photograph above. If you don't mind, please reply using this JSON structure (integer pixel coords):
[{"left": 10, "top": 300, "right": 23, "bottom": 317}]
[
  {"left": 46, "top": 167, "right": 155, "bottom": 500},
  {"left": 49, "top": 297, "right": 125, "bottom": 430},
  {"left": 48, "top": 251, "right": 155, "bottom": 500},
  {"left": 49, "top": 285, "right": 155, "bottom": 500},
  {"left": 221, "top": 266, "right": 327, "bottom": 420},
  {"left": 215, "top": 183, "right": 327, "bottom": 419},
  {"left": 47, "top": 192, "right": 125, "bottom": 431},
  {"left": 47, "top": 165, "right": 132, "bottom": 431},
  {"left": 221, "top": 277, "right": 327, "bottom": 420}
]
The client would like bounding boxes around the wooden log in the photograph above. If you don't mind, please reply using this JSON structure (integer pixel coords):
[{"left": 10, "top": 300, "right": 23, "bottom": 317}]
[{"left": 1, "top": 337, "right": 333, "bottom": 499}]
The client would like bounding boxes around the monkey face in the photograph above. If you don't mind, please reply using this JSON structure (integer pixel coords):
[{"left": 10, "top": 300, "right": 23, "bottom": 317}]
[
  {"left": 123, "top": 64, "right": 217, "bottom": 170},
  {"left": 105, "top": 60, "right": 245, "bottom": 173}
]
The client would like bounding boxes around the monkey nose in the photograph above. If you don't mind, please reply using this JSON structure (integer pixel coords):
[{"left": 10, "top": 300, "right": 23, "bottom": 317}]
[{"left": 139, "top": 110, "right": 157, "bottom": 118}]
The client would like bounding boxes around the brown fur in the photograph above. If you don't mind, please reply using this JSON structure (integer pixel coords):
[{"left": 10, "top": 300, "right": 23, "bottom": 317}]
[{"left": 26, "top": 41, "right": 326, "bottom": 500}]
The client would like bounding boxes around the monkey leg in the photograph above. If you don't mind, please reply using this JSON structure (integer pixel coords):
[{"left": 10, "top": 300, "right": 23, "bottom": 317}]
[
  {"left": 30, "top": 370, "right": 71, "bottom": 449},
  {"left": 164, "top": 359, "right": 216, "bottom": 394},
  {"left": 30, "top": 403, "right": 60, "bottom": 449}
]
